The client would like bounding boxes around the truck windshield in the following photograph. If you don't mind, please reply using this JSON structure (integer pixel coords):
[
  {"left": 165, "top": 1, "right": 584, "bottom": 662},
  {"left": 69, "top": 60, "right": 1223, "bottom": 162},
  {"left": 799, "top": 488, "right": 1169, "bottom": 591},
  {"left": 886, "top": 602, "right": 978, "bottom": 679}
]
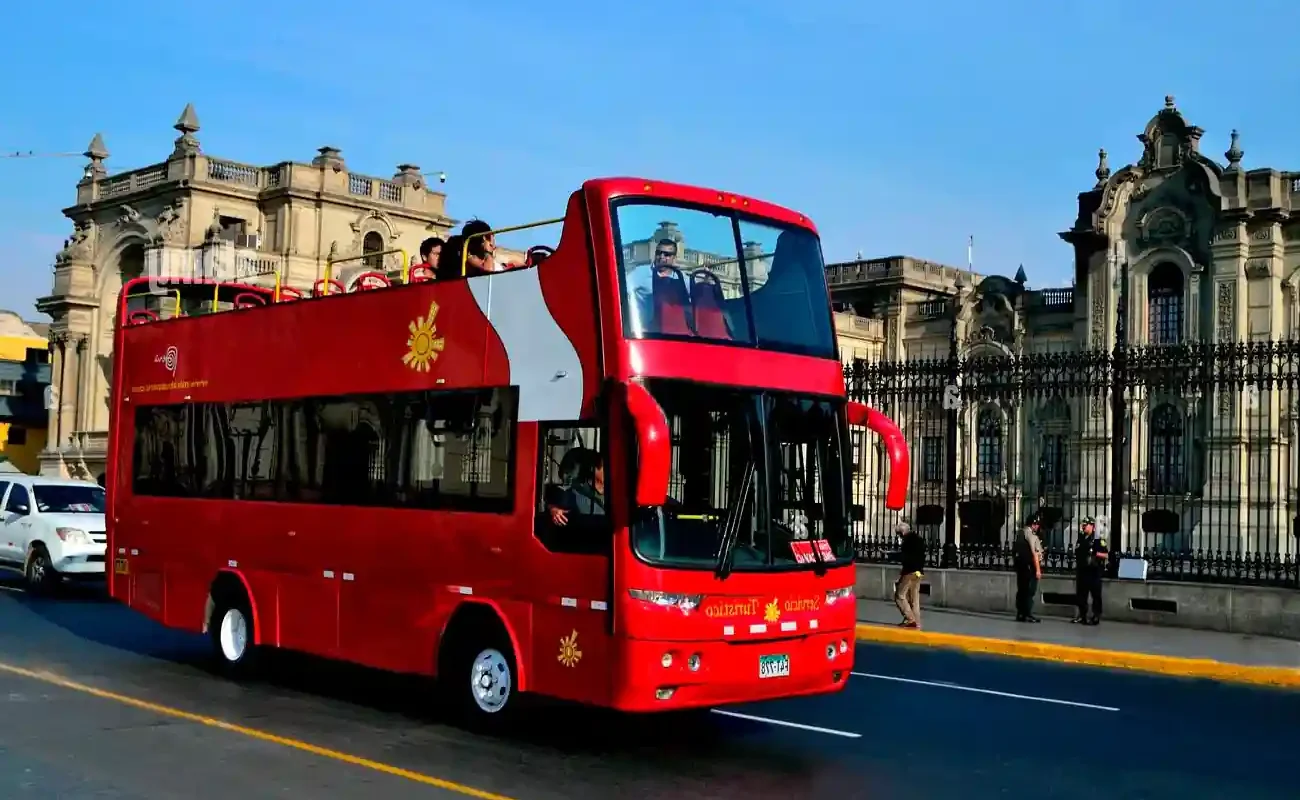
[
  {"left": 611, "top": 199, "right": 836, "bottom": 359},
  {"left": 630, "top": 379, "right": 853, "bottom": 571}
]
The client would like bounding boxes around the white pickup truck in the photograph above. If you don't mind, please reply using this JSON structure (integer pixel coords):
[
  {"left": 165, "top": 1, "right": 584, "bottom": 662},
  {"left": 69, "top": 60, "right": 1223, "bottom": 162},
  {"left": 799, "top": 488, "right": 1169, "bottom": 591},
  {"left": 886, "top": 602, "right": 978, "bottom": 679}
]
[{"left": 0, "top": 476, "right": 106, "bottom": 593}]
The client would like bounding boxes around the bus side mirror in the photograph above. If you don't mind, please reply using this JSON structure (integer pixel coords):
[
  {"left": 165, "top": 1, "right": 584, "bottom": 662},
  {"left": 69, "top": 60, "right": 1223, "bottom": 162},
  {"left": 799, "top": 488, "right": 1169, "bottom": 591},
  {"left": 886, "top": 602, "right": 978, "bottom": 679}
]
[
  {"left": 846, "top": 400, "right": 909, "bottom": 511},
  {"left": 624, "top": 382, "right": 670, "bottom": 507}
]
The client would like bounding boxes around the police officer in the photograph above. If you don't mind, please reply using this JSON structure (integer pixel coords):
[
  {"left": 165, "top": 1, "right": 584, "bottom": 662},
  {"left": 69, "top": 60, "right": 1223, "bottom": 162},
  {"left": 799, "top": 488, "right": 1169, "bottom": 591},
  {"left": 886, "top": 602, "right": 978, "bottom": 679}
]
[
  {"left": 1013, "top": 514, "right": 1044, "bottom": 623},
  {"left": 1073, "top": 516, "right": 1109, "bottom": 625}
]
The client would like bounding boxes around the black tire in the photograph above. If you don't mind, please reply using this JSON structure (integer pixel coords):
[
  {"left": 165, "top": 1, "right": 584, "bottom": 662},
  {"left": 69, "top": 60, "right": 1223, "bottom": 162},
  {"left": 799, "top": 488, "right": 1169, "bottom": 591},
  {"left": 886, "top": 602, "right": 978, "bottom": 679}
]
[
  {"left": 208, "top": 587, "right": 260, "bottom": 680},
  {"left": 441, "top": 624, "right": 520, "bottom": 731},
  {"left": 24, "top": 546, "right": 58, "bottom": 595}
]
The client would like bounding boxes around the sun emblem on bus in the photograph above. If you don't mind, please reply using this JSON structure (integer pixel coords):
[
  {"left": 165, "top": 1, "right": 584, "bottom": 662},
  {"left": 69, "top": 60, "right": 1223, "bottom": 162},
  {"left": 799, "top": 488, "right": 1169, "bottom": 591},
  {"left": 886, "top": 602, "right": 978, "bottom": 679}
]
[
  {"left": 403, "top": 300, "right": 446, "bottom": 372},
  {"left": 764, "top": 599, "right": 781, "bottom": 623},
  {"left": 558, "top": 630, "right": 582, "bottom": 668}
]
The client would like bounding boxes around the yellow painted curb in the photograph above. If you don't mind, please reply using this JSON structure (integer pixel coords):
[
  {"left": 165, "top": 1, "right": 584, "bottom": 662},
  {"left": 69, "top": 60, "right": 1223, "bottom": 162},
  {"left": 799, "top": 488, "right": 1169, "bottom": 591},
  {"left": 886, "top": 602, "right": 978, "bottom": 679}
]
[{"left": 855, "top": 622, "right": 1300, "bottom": 689}]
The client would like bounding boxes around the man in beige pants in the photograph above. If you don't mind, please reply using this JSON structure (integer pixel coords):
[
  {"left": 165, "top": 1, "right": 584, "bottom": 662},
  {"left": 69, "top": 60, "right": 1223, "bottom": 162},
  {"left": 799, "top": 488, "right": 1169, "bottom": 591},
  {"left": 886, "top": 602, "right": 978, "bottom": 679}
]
[{"left": 894, "top": 521, "right": 926, "bottom": 628}]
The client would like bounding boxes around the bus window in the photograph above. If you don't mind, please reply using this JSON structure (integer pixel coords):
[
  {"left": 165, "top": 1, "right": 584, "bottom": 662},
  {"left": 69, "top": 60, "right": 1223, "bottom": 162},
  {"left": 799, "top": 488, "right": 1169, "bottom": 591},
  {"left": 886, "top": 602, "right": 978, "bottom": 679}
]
[
  {"left": 735, "top": 218, "right": 835, "bottom": 359},
  {"left": 534, "top": 424, "right": 611, "bottom": 556}
]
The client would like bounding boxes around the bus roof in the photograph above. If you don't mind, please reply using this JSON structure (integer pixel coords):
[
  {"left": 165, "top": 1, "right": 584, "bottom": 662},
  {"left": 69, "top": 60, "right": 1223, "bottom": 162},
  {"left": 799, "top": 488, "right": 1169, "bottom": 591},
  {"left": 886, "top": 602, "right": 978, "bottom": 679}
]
[{"left": 583, "top": 177, "right": 819, "bottom": 234}]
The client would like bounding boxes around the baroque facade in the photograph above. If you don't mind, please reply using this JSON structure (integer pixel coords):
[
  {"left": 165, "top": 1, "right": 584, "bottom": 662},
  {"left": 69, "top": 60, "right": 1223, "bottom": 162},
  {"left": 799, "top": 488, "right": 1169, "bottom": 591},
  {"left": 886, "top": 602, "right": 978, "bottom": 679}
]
[
  {"left": 836, "top": 97, "right": 1300, "bottom": 561},
  {"left": 37, "top": 104, "right": 457, "bottom": 480}
]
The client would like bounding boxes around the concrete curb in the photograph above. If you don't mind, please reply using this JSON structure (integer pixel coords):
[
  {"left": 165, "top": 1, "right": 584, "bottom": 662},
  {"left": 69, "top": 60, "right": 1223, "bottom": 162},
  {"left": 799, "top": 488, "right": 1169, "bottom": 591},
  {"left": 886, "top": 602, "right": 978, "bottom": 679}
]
[{"left": 854, "top": 622, "right": 1300, "bottom": 690}]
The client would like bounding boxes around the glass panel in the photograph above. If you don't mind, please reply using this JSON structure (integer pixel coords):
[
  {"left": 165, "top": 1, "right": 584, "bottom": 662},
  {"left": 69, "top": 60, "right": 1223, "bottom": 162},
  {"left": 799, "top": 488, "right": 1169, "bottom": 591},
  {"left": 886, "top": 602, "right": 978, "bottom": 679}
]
[
  {"left": 614, "top": 203, "right": 752, "bottom": 343},
  {"left": 735, "top": 218, "right": 835, "bottom": 358},
  {"left": 611, "top": 200, "right": 837, "bottom": 358}
]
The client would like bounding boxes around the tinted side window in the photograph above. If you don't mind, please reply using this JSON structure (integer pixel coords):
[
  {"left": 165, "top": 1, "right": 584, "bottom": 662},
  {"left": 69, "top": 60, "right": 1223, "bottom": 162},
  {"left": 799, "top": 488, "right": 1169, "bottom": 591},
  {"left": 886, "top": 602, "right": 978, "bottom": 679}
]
[
  {"left": 534, "top": 423, "right": 610, "bottom": 556},
  {"left": 0, "top": 481, "right": 10, "bottom": 507},
  {"left": 132, "top": 388, "right": 519, "bottom": 514},
  {"left": 5, "top": 484, "right": 30, "bottom": 513}
]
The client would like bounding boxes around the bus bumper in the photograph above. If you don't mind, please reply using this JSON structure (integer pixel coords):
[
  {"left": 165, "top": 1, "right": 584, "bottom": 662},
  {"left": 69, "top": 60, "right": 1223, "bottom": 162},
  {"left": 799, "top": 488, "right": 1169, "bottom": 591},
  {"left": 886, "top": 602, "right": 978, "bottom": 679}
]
[{"left": 610, "top": 628, "right": 855, "bottom": 712}]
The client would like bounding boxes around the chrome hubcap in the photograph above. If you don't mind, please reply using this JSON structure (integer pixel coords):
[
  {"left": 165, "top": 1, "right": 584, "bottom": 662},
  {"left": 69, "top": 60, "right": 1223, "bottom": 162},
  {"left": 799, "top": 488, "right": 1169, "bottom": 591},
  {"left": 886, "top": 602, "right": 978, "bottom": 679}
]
[
  {"left": 469, "top": 648, "right": 511, "bottom": 713},
  {"left": 218, "top": 608, "right": 248, "bottom": 662}
]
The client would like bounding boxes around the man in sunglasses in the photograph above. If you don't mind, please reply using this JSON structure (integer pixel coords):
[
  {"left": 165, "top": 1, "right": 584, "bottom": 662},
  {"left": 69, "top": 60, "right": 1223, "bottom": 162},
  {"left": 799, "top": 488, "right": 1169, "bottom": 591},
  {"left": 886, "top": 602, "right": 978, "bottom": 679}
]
[{"left": 626, "top": 237, "right": 687, "bottom": 334}]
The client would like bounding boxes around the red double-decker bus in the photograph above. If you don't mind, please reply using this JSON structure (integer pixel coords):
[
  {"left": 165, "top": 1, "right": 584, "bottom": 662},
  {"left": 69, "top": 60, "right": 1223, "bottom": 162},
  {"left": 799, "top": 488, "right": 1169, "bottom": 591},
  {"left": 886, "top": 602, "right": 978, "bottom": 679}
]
[{"left": 106, "top": 177, "right": 908, "bottom": 726}]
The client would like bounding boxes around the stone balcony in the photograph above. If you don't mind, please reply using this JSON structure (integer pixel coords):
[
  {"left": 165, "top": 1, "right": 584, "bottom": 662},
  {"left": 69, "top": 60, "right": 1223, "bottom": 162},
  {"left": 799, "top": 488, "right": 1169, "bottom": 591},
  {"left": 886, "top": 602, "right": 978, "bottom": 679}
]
[
  {"left": 835, "top": 313, "right": 885, "bottom": 341},
  {"left": 77, "top": 149, "right": 451, "bottom": 224}
]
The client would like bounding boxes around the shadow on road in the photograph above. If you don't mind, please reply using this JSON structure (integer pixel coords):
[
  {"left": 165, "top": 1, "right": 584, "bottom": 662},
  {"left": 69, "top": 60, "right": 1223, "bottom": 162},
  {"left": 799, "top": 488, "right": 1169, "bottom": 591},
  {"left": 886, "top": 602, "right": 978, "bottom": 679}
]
[{"left": 0, "top": 571, "right": 832, "bottom": 779}]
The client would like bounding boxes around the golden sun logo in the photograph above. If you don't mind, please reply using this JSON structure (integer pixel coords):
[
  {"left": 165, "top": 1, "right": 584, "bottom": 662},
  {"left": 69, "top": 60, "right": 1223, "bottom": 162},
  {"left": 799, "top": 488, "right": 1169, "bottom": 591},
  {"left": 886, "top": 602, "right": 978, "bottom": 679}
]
[
  {"left": 558, "top": 630, "right": 582, "bottom": 668},
  {"left": 763, "top": 599, "right": 781, "bottom": 623},
  {"left": 402, "top": 300, "right": 446, "bottom": 372}
]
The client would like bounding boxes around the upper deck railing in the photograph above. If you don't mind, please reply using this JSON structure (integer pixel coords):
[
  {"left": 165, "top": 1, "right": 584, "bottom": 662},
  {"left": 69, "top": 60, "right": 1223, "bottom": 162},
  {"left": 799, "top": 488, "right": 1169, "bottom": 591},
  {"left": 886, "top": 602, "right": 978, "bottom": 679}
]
[{"left": 117, "top": 218, "right": 561, "bottom": 327}]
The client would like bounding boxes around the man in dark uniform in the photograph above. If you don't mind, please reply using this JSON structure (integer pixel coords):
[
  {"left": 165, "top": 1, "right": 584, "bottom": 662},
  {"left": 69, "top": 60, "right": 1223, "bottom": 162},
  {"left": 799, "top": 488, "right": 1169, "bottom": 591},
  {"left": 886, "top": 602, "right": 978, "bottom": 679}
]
[
  {"left": 1072, "top": 516, "right": 1109, "bottom": 625},
  {"left": 1013, "top": 514, "right": 1043, "bottom": 623}
]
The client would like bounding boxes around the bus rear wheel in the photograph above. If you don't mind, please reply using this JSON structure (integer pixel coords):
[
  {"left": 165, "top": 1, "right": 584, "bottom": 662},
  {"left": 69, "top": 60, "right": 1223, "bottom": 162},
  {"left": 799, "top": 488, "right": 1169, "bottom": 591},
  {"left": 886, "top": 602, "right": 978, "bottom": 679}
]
[{"left": 209, "top": 588, "right": 260, "bottom": 679}]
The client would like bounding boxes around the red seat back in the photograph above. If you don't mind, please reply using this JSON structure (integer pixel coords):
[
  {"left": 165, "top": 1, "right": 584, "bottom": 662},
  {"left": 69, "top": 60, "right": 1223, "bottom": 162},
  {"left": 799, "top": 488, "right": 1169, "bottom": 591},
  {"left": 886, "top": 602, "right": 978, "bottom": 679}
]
[
  {"left": 690, "top": 277, "right": 731, "bottom": 340},
  {"left": 653, "top": 274, "right": 693, "bottom": 336}
]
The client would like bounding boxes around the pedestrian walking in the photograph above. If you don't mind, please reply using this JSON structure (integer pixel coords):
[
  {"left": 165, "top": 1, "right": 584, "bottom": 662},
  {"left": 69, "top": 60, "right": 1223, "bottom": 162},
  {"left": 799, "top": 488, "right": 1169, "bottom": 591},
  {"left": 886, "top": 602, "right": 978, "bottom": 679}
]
[
  {"left": 894, "top": 521, "right": 926, "bottom": 629},
  {"left": 1072, "top": 515, "right": 1109, "bottom": 625},
  {"left": 1013, "top": 514, "right": 1044, "bottom": 623}
]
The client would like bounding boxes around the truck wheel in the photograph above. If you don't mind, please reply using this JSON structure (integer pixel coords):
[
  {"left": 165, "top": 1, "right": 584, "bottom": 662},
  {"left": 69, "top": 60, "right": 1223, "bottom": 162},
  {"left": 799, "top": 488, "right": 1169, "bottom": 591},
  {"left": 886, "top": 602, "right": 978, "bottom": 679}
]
[
  {"left": 209, "top": 589, "right": 260, "bottom": 679},
  {"left": 24, "top": 546, "right": 58, "bottom": 595},
  {"left": 443, "top": 627, "right": 519, "bottom": 730}
]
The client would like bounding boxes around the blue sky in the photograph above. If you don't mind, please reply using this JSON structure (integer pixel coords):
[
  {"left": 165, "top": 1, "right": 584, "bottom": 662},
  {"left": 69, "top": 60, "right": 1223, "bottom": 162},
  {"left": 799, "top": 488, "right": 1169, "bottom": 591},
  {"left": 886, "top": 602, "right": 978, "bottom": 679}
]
[{"left": 2, "top": 0, "right": 1297, "bottom": 321}]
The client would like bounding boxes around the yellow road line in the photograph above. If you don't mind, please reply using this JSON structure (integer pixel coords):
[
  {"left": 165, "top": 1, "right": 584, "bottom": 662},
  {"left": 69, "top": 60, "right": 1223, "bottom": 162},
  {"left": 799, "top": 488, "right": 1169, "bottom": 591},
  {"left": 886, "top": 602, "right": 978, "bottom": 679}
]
[
  {"left": 854, "top": 623, "right": 1300, "bottom": 689},
  {"left": 0, "top": 660, "right": 517, "bottom": 800}
]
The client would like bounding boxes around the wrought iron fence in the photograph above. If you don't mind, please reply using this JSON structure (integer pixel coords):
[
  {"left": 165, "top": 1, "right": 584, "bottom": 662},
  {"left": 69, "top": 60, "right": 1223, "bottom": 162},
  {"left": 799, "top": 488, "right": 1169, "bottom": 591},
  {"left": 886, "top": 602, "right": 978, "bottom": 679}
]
[{"left": 846, "top": 341, "right": 1300, "bottom": 588}]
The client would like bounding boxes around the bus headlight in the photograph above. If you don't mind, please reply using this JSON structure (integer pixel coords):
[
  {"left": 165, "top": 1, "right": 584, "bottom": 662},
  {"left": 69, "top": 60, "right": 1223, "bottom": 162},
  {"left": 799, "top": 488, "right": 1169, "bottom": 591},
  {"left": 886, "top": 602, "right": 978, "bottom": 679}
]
[
  {"left": 687, "top": 653, "right": 701, "bottom": 672},
  {"left": 825, "top": 586, "right": 854, "bottom": 604},
  {"left": 629, "top": 589, "right": 703, "bottom": 614}
]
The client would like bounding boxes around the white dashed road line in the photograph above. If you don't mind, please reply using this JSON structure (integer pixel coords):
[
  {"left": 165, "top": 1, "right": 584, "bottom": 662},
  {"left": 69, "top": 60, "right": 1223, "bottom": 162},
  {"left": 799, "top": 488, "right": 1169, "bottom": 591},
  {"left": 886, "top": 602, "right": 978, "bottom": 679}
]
[
  {"left": 852, "top": 671, "right": 1120, "bottom": 712},
  {"left": 710, "top": 709, "right": 863, "bottom": 738}
]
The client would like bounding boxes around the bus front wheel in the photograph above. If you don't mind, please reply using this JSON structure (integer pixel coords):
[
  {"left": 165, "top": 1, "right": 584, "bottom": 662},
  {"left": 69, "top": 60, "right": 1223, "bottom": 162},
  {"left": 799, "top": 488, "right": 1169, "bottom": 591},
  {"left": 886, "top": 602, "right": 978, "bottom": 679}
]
[{"left": 440, "top": 617, "right": 519, "bottom": 730}]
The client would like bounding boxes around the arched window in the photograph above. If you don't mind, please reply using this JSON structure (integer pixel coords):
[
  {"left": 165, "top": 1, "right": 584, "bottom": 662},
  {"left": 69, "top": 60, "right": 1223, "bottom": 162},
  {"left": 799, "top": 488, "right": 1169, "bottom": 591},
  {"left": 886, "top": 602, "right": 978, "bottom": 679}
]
[
  {"left": 1148, "top": 263, "right": 1184, "bottom": 345},
  {"left": 976, "top": 407, "right": 1002, "bottom": 479},
  {"left": 1149, "top": 403, "right": 1184, "bottom": 494},
  {"left": 362, "top": 231, "right": 384, "bottom": 269}
]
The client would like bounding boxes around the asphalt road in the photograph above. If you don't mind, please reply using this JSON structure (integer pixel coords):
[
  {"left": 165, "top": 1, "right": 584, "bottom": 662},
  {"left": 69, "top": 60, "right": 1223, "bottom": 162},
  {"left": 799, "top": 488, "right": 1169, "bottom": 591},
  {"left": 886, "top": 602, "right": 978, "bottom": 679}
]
[{"left": 1, "top": 570, "right": 1297, "bottom": 800}]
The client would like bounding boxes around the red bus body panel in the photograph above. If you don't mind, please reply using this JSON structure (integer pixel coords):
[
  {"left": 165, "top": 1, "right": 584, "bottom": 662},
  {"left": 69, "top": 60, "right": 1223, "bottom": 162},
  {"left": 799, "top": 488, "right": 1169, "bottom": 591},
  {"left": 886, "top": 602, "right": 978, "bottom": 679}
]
[{"left": 106, "top": 177, "right": 905, "bottom": 712}]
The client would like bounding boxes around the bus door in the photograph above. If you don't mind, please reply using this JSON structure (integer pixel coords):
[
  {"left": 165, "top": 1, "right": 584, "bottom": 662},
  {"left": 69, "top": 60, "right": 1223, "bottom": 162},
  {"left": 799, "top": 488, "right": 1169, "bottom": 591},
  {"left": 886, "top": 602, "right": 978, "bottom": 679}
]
[{"left": 524, "top": 421, "right": 613, "bottom": 705}]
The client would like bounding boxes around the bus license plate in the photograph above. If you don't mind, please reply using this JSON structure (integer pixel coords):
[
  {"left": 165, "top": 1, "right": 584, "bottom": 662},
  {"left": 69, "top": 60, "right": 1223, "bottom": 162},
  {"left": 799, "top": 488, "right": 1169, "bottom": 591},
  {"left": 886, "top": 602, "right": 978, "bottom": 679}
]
[
  {"left": 114, "top": 558, "right": 129, "bottom": 575},
  {"left": 759, "top": 654, "right": 790, "bottom": 679}
]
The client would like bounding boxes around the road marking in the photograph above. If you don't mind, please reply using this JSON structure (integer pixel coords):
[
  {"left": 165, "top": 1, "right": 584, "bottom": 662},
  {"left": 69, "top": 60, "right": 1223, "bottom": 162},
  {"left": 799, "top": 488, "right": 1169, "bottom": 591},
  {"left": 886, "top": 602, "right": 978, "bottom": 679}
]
[
  {"left": 852, "top": 671, "right": 1120, "bottom": 711},
  {"left": 0, "top": 585, "right": 23, "bottom": 593},
  {"left": 0, "top": 660, "right": 517, "bottom": 800},
  {"left": 710, "top": 708, "right": 862, "bottom": 738}
]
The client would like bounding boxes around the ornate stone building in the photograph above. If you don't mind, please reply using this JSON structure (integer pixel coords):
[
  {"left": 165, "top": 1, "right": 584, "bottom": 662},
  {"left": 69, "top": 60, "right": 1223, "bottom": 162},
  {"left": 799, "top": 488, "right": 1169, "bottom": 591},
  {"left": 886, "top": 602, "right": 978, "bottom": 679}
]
[
  {"left": 835, "top": 96, "right": 1300, "bottom": 561},
  {"left": 37, "top": 104, "right": 457, "bottom": 479}
]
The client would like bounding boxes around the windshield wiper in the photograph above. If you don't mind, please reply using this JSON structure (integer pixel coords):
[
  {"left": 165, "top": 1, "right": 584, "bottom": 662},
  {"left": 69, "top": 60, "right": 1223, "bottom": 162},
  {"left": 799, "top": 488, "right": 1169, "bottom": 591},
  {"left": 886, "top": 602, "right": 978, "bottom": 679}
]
[{"left": 714, "top": 460, "right": 756, "bottom": 579}]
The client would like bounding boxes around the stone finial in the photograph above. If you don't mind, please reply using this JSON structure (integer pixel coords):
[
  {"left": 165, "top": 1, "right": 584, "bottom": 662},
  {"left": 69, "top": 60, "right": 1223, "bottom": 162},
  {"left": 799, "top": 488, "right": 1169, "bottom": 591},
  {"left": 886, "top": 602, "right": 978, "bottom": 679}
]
[
  {"left": 1094, "top": 148, "right": 1110, "bottom": 187},
  {"left": 1165, "top": 94, "right": 1176, "bottom": 109},
  {"left": 1225, "top": 129, "right": 1243, "bottom": 170},
  {"left": 1014, "top": 264, "right": 1027, "bottom": 284},
  {"left": 312, "top": 146, "right": 345, "bottom": 171},
  {"left": 171, "top": 103, "right": 201, "bottom": 158},
  {"left": 392, "top": 163, "right": 423, "bottom": 187},
  {"left": 82, "top": 133, "right": 108, "bottom": 180}
]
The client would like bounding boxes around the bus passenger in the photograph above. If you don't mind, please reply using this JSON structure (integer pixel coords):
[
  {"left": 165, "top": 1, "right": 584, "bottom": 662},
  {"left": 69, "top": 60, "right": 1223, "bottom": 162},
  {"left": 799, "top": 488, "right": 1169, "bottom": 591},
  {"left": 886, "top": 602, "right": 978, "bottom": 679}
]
[
  {"left": 626, "top": 238, "right": 686, "bottom": 333},
  {"left": 415, "top": 236, "right": 444, "bottom": 270},
  {"left": 435, "top": 235, "right": 466, "bottom": 279},
  {"left": 461, "top": 219, "right": 499, "bottom": 274},
  {"left": 547, "top": 448, "right": 605, "bottom": 527}
]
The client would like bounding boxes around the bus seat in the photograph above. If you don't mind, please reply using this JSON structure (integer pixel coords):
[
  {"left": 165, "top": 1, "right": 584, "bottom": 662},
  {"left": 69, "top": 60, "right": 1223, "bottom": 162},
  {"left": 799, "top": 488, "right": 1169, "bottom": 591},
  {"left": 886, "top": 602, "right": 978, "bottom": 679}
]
[
  {"left": 689, "top": 271, "right": 731, "bottom": 340},
  {"left": 350, "top": 271, "right": 392, "bottom": 292},
  {"left": 526, "top": 245, "right": 555, "bottom": 268},
  {"left": 652, "top": 273, "right": 693, "bottom": 336},
  {"left": 409, "top": 264, "right": 436, "bottom": 283},
  {"left": 313, "top": 278, "right": 346, "bottom": 297},
  {"left": 233, "top": 292, "right": 266, "bottom": 309},
  {"left": 276, "top": 286, "right": 304, "bottom": 302},
  {"left": 126, "top": 310, "right": 158, "bottom": 325}
]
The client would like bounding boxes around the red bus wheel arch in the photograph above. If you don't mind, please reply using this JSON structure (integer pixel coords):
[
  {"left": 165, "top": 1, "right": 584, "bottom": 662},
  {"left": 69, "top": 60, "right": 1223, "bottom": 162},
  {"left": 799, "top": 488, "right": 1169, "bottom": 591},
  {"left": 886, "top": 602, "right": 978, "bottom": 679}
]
[
  {"left": 204, "top": 569, "right": 263, "bottom": 646},
  {"left": 436, "top": 600, "right": 528, "bottom": 692}
]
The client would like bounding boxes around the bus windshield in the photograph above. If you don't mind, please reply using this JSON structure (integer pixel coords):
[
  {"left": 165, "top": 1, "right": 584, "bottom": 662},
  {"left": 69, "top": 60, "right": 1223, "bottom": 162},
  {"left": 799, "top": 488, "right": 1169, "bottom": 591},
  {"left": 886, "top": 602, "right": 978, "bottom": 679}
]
[
  {"left": 630, "top": 379, "right": 853, "bottom": 572},
  {"left": 611, "top": 199, "right": 836, "bottom": 359}
]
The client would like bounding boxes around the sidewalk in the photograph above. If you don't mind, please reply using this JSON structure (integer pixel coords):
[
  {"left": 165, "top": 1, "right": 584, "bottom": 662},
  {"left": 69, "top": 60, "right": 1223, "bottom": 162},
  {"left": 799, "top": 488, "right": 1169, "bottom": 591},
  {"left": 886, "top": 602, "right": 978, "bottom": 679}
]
[{"left": 854, "top": 598, "right": 1300, "bottom": 689}]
